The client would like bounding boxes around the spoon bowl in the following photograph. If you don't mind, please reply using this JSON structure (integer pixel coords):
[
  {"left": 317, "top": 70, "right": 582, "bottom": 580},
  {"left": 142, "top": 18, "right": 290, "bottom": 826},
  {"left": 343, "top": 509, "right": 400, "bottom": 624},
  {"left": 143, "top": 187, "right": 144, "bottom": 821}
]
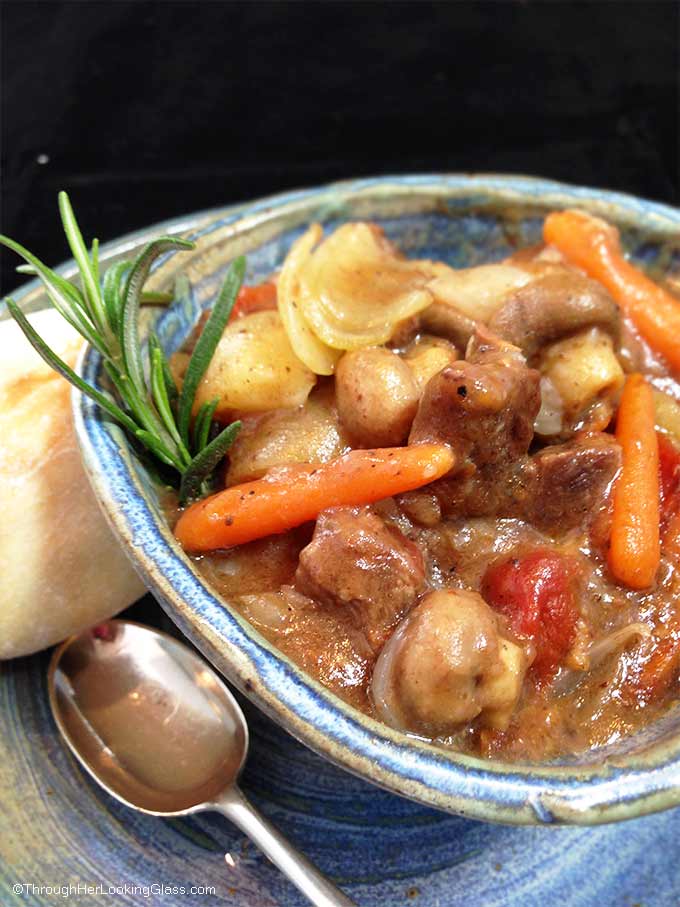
[
  {"left": 49, "top": 620, "right": 247, "bottom": 815},
  {"left": 49, "top": 619, "right": 355, "bottom": 907}
]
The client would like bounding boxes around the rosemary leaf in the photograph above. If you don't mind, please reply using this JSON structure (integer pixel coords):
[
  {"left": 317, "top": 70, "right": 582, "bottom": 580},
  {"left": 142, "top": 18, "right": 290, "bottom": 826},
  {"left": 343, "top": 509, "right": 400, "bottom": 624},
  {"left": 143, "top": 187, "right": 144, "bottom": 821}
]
[
  {"left": 58, "top": 191, "right": 109, "bottom": 337},
  {"left": 148, "top": 331, "right": 178, "bottom": 405},
  {"left": 91, "top": 238, "right": 100, "bottom": 287},
  {"left": 133, "top": 429, "right": 182, "bottom": 469},
  {"left": 0, "top": 235, "right": 106, "bottom": 352},
  {"left": 116, "top": 237, "right": 196, "bottom": 463},
  {"left": 192, "top": 398, "right": 219, "bottom": 455},
  {"left": 150, "top": 345, "right": 191, "bottom": 466},
  {"left": 103, "top": 362, "right": 182, "bottom": 468},
  {"left": 120, "top": 237, "right": 193, "bottom": 397},
  {"left": 177, "top": 256, "right": 246, "bottom": 446},
  {"left": 15, "top": 263, "right": 87, "bottom": 311},
  {"left": 102, "top": 260, "right": 132, "bottom": 338},
  {"left": 179, "top": 420, "right": 241, "bottom": 503},
  {"left": 6, "top": 299, "right": 141, "bottom": 437}
]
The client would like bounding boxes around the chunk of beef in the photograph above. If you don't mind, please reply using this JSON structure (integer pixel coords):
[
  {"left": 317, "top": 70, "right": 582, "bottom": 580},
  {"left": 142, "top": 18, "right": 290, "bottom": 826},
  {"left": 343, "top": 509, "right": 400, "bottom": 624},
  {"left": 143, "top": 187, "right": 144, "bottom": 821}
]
[
  {"left": 520, "top": 434, "right": 621, "bottom": 532},
  {"left": 295, "top": 507, "right": 425, "bottom": 651},
  {"left": 434, "top": 433, "right": 621, "bottom": 529},
  {"left": 409, "top": 327, "right": 541, "bottom": 468},
  {"left": 429, "top": 461, "right": 538, "bottom": 519},
  {"left": 488, "top": 270, "right": 620, "bottom": 359},
  {"left": 409, "top": 327, "right": 541, "bottom": 516},
  {"left": 408, "top": 325, "right": 619, "bottom": 529}
]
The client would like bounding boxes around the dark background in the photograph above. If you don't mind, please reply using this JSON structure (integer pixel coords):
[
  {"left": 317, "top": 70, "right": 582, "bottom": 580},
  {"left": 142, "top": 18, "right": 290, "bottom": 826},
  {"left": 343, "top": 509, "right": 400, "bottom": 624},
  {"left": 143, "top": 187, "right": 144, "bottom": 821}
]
[{"left": 1, "top": 0, "right": 678, "bottom": 294}]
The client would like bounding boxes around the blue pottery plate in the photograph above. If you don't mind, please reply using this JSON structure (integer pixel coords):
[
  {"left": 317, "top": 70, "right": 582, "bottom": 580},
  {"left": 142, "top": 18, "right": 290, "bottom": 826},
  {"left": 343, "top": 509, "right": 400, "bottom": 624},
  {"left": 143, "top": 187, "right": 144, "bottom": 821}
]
[{"left": 2, "top": 598, "right": 680, "bottom": 906}]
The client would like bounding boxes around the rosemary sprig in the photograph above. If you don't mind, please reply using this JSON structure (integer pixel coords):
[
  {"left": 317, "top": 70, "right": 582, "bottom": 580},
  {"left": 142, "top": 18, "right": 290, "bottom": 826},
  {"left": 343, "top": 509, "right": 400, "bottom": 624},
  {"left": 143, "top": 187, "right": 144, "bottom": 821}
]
[
  {"left": 176, "top": 259, "right": 245, "bottom": 446},
  {"left": 0, "top": 192, "right": 243, "bottom": 502}
]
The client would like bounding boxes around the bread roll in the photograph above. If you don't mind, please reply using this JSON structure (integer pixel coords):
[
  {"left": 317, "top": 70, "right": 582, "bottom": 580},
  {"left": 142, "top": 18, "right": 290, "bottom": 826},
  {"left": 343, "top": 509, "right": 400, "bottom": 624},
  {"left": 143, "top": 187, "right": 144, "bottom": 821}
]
[{"left": 0, "top": 309, "right": 145, "bottom": 658}]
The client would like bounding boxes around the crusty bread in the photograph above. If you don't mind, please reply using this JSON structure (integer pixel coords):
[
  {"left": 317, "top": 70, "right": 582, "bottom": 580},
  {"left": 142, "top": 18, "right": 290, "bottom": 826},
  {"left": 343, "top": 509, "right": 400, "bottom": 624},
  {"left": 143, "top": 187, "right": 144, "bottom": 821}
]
[{"left": 0, "top": 309, "right": 146, "bottom": 658}]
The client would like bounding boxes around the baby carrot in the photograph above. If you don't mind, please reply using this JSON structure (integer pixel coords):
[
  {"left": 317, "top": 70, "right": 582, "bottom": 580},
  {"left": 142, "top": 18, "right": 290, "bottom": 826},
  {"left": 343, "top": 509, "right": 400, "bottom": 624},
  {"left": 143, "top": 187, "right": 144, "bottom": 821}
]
[
  {"left": 544, "top": 209, "right": 680, "bottom": 372},
  {"left": 609, "top": 373, "right": 660, "bottom": 589},
  {"left": 174, "top": 443, "right": 455, "bottom": 553}
]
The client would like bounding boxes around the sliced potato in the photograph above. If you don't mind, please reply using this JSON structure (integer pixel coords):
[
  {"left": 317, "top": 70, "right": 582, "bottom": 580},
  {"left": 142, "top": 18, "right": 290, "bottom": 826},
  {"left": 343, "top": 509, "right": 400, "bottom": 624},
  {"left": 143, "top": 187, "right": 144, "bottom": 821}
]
[
  {"left": 403, "top": 336, "right": 458, "bottom": 390},
  {"left": 654, "top": 389, "right": 680, "bottom": 446},
  {"left": 539, "top": 327, "right": 624, "bottom": 418},
  {"left": 194, "top": 310, "right": 316, "bottom": 417},
  {"left": 226, "top": 386, "right": 350, "bottom": 484}
]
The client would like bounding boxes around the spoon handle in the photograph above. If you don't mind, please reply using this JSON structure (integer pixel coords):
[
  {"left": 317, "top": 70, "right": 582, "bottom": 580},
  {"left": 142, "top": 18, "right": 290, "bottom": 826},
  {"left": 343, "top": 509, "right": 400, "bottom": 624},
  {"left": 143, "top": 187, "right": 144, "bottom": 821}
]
[{"left": 213, "top": 786, "right": 357, "bottom": 907}]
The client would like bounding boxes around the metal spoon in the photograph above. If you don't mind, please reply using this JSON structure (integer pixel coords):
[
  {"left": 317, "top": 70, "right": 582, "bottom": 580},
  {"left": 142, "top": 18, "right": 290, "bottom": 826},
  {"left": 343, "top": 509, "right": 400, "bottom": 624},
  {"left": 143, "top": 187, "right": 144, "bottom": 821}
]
[{"left": 48, "top": 619, "right": 356, "bottom": 907}]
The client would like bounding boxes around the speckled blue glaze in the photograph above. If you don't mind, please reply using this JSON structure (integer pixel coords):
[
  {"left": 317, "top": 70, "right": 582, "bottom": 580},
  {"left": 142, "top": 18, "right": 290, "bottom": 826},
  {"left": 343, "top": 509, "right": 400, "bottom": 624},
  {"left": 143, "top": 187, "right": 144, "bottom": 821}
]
[{"left": 64, "top": 175, "right": 680, "bottom": 827}]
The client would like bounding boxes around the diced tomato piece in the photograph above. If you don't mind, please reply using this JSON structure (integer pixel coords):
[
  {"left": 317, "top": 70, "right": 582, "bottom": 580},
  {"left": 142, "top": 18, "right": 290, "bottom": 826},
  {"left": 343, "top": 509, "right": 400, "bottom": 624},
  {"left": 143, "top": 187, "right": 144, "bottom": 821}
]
[
  {"left": 657, "top": 433, "right": 680, "bottom": 529},
  {"left": 482, "top": 550, "right": 580, "bottom": 684},
  {"left": 229, "top": 281, "right": 277, "bottom": 322}
]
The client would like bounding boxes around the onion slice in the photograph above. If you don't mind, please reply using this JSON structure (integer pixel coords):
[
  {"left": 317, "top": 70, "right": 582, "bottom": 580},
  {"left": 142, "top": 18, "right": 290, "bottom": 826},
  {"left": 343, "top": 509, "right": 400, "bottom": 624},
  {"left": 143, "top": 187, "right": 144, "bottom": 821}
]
[{"left": 277, "top": 225, "right": 340, "bottom": 375}]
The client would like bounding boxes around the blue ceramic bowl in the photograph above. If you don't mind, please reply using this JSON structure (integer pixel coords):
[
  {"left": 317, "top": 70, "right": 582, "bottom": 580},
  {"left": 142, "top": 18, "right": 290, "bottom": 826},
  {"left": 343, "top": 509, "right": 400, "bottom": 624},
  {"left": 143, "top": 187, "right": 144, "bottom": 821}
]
[{"left": 59, "top": 175, "right": 680, "bottom": 825}]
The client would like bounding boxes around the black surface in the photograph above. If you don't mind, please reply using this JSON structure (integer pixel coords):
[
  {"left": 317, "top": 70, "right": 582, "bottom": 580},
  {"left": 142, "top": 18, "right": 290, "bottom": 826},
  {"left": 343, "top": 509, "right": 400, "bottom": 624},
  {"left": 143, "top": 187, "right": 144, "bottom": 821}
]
[{"left": 1, "top": 0, "right": 678, "bottom": 294}]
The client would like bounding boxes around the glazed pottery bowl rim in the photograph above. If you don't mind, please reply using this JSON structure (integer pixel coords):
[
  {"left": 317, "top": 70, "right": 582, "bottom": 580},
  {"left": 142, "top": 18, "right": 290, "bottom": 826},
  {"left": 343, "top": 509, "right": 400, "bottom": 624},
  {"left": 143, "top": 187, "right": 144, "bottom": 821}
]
[{"left": 14, "top": 173, "right": 680, "bottom": 826}]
